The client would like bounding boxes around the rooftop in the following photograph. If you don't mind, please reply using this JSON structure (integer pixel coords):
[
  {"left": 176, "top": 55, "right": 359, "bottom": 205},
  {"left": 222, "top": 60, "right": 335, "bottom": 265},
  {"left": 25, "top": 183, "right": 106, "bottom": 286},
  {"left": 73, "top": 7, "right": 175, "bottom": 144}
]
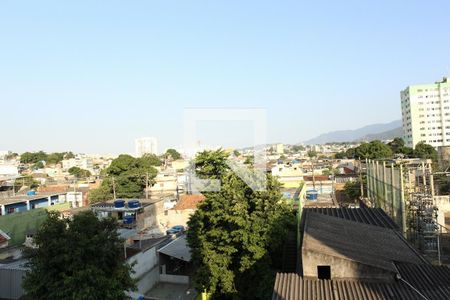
[
  {"left": 0, "top": 192, "right": 66, "bottom": 206},
  {"left": 272, "top": 272, "right": 450, "bottom": 300},
  {"left": 303, "top": 206, "right": 399, "bottom": 230},
  {"left": 302, "top": 211, "right": 427, "bottom": 273},
  {"left": 173, "top": 194, "right": 205, "bottom": 210},
  {"left": 158, "top": 235, "right": 191, "bottom": 262}
]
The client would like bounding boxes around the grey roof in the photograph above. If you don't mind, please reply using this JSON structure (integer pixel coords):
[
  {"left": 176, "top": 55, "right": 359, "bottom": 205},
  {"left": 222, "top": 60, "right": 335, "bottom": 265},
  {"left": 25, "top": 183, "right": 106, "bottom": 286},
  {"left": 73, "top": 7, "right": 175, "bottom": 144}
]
[
  {"left": 303, "top": 206, "right": 399, "bottom": 230},
  {"left": 0, "top": 192, "right": 66, "bottom": 206},
  {"left": 272, "top": 272, "right": 450, "bottom": 300},
  {"left": 302, "top": 212, "right": 427, "bottom": 273},
  {"left": 395, "top": 262, "right": 450, "bottom": 299},
  {"left": 157, "top": 235, "right": 191, "bottom": 262},
  {"left": 118, "top": 228, "right": 137, "bottom": 240}
]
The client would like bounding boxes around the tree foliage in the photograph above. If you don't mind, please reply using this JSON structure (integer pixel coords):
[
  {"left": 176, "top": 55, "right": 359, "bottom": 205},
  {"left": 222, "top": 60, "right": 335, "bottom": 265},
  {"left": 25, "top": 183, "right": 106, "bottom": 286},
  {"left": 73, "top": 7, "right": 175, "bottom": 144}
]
[
  {"left": 89, "top": 154, "right": 158, "bottom": 203},
  {"left": 344, "top": 140, "right": 392, "bottom": 159},
  {"left": 291, "top": 145, "right": 305, "bottom": 153},
  {"left": 4, "top": 152, "right": 18, "bottom": 160},
  {"left": 413, "top": 141, "right": 438, "bottom": 162},
  {"left": 23, "top": 211, "right": 136, "bottom": 299},
  {"left": 387, "top": 137, "right": 413, "bottom": 157},
  {"left": 165, "top": 148, "right": 182, "bottom": 160},
  {"left": 187, "top": 150, "right": 295, "bottom": 299},
  {"left": 307, "top": 150, "right": 317, "bottom": 158},
  {"left": 68, "top": 166, "right": 92, "bottom": 178},
  {"left": 343, "top": 180, "right": 361, "bottom": 200},
  {"left": 340, "top": 139, "right": 436, "bottom": 162},
  {"left": 14, "top": 175, "right": 40, "bottom": 190},
  {"left": 335, "top": 151, "right": 346, "bottom": 159},
  {"left": 20, "top": 151, "right": 75, "bottom": 165},
  {"left": 192, "top": 149, "right": 230, "bottom": 180}
]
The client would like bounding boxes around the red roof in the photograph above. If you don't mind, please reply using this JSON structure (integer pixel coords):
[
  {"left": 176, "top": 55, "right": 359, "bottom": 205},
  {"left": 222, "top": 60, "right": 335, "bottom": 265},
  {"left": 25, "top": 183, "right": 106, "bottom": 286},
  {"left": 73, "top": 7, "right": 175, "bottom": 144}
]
[
  {"left": 174, "top": 194, "right": 205, "bottom": 210},
  {"left": 0, "top": 231, "right": 11, "bottom": 244},
  {"left": 0, "top": 235, "right": 7, "bottom": 244}
]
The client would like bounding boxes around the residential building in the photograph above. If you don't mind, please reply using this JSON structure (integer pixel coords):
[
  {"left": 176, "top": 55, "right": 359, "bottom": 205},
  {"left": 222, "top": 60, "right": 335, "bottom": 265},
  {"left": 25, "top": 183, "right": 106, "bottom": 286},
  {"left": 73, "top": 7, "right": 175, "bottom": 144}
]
[
  {"left": 0, "top": 192, "right": 67, "bottom": 216},
  {"left": 91, "top": 199, "right": 164, "bottom": 231},
  {"left": 401, "top": 77, "right": 450, "bottom": 148},
  {"left": 135, "top": 137, "right": 158, "bottom": 157},
  {"left": 272, "top": 206, "right": 450, "bottom": 299},
  {"left": 0, "top": 229, "right": 11, "bottom": 249},
  {"left": 275, "top": 143, "right": 284, "bottom": 154}
]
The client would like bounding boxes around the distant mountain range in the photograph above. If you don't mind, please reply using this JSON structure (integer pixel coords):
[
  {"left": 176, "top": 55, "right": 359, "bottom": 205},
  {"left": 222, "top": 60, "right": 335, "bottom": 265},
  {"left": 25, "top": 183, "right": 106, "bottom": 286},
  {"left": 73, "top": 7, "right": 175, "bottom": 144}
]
[{"left": 304, "top": 120, "right": 402, "bottom": 144}]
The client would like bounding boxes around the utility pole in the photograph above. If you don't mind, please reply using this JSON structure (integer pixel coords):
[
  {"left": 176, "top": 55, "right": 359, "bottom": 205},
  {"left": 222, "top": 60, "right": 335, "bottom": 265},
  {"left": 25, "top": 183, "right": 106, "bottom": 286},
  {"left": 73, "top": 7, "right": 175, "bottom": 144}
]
[
  {"left": 112, "top": 177, "right": 116, "bottom": 200},
  {"left": 359, "top": 159, "right": 364, "bottom": 199},
  {"left": 145, "top": 172, "right": 149, "bottom": 200},
  {"left": 312, "top": 160, "right": 316, "bottom": 190}
]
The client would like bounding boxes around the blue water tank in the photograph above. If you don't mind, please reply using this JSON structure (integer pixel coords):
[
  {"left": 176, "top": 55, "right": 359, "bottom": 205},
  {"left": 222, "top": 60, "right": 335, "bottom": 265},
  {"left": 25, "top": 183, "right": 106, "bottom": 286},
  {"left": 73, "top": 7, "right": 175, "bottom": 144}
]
[
  {"left": 114, "top": 199, "right": 125, "bottom": 208},
  {"left": 123, "top": 215, "right": 134, "bottom": 225},
  {"left": 128, "top": 200, "right": 141, "bottom": 209},
  {"left": 306, "top": 190, "right": 318, "bottom": 201},
  {"left": 27, "top": 191, "right": 36, "bottom": 196}
]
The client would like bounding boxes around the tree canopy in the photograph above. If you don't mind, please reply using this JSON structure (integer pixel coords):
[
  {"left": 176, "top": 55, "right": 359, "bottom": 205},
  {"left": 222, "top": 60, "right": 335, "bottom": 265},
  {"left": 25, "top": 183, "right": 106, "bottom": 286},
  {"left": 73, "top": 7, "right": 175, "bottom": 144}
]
[
  {"left": 23, "top": 211, "right": 135, "bottom": 299},
  {"left": 339, "top": 138, "right": 437, "bottom": 162},
  {"left": 413, "top": 141, "right": 438, "bottom": 162},
  {"left": 165, "top": 148, "right": 182, "bottom": 160},
  {"left": 192, "top": 149, "right": 230, "bottom": 180},
  {"left": 68, "top": 166, "right": 92, "bottom": 178},
  {"left": 187, "top": 150, "right": 295, "bottom": 299},
  {"left": 89, "top": 154, "right": 159, "bottom": 203},
  {"left": 20, "top": 151, "right": 75, "bottom": 165}
]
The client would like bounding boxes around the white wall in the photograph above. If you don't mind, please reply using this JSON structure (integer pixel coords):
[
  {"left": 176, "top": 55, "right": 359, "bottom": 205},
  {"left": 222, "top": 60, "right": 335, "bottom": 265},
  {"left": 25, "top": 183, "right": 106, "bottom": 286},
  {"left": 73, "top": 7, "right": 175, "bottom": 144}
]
[{"left": 127, "top": 246, "right": 160, "bottom": 295}]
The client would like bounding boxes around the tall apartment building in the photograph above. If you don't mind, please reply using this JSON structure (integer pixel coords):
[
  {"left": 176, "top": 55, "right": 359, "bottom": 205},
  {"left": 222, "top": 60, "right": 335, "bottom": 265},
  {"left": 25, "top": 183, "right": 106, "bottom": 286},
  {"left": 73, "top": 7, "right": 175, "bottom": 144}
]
[
  {"left": 135, "top": 137, "right": 158, "bottom": 157},
  {"left": 401, "top": 77, "right": 450, "bottom": 148}
]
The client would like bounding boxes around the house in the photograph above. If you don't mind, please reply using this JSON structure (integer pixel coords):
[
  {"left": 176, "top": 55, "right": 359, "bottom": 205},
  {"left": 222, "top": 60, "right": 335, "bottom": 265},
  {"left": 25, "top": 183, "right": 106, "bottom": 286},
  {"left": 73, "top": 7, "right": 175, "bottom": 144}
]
[
  {"left": 300, "top": 211, "right": 426, "bottom": 280},
  {"left": 91, "top": 199, "right": 164, "bottom": 231},
  {"left": 0, "top": 192, "right": 67, "bottom": 216},
  {"left": 272, "top": 206, "right": 450, "bottom": 299},
  {"left": 0, "top": 229, "right": 11, "bottom": 248}
]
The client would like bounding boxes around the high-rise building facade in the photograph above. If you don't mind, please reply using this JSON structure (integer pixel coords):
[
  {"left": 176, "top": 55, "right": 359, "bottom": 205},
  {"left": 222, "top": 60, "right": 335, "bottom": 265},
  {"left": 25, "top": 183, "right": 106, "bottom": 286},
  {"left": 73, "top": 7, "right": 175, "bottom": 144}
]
[
  {"left": 401, "top": 77, "right": 450, "bottom": 148},
  {"left": 135, "top": 137, "right": 158, "bottom": 157}
]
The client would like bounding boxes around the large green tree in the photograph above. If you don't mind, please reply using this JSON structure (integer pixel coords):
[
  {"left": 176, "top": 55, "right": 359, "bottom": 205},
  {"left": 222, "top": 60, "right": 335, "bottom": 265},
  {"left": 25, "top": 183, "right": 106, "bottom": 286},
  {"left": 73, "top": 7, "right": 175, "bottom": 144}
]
[
  {"left": 413, "top": 141, "right": 438, "bottom": 162},
  {"left": 347, "top": 140, "right": 393, "bottom": 159},
  {"left": 388, "top": 137, "right": 413, "bottom": 157},
  {"left": 192, "top": 149, "right": 230, "bottom": 180},
  {"left": 89, "top": 154, "right": 159, "bottom": 202},
  {"left": 20, "top": 151, "right": 75, "bottom": 165},
  {"left": 187, "top": 151, "right": 295, "bottom": 299},
  {"left": 68, "top": 166, "right": 92, "bottom": 178},
  {"left": 23, "top": 211, "right": 135, "bottom": 299},
  {"left": 20, "top": 151, "right": 47, "bottom": 164},
  {"left": 165, "top": 148, "right": 182, "bottom": 160}
]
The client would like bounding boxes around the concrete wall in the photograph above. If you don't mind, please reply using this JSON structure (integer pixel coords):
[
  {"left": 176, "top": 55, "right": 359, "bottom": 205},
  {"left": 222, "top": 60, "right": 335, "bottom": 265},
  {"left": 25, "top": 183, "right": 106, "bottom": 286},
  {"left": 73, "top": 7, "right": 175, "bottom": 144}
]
[
  {"left": 137, "top": 200, "right": 164, "bottom": 230},
  {"left": 302, "top": 249, "right": 393, "bottom": 281},
  {"left": 128, "top": 246, "right": 160, "bottom": 295},
  {"left": 157, "top": 209, "right": 194, "bottom": 230}
]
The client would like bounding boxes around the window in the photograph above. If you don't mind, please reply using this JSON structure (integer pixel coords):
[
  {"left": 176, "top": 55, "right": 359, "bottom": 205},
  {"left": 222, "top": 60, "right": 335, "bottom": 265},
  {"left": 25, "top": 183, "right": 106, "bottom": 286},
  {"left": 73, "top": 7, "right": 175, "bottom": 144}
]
[
  {"left": 7, "top": 207, "right": 16, "bottom": 214},
  {"left": 317, "top": 266, "right": 331, "bottom": 280}
]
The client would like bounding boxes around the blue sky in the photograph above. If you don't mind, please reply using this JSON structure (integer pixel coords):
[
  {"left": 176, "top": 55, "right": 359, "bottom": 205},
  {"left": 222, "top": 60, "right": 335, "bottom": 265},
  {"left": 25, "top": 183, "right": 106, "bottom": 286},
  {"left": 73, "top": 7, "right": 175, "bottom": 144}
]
[{"left": 1, "top": 1, "right": 450, "bottom": 154}]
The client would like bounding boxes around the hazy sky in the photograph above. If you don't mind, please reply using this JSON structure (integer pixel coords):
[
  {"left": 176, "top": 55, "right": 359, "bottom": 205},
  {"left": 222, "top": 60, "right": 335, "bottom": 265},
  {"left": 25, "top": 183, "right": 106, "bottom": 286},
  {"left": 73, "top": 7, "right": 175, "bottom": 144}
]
[{"left": 1, "top": 1, "right": 450, "bottom": 154}]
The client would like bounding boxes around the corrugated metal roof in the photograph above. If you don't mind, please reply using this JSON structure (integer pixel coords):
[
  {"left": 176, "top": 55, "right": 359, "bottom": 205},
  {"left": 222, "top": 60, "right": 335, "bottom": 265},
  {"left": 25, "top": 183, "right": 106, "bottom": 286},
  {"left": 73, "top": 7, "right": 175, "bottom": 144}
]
[
  {"left": 395, "top": 262, "right": 450, "bottom": 299},
  {"left": 157, "top": 235, "right": 191, "bottom": 262},
  {"left": 303, "top": 207, "right": 399, "bottom": 230},
  {"left": 272, "top": 272, "right": 450, "bottom": 300},
  {"left": 302, "top": 212, "right": 426, "bottom": 272}
]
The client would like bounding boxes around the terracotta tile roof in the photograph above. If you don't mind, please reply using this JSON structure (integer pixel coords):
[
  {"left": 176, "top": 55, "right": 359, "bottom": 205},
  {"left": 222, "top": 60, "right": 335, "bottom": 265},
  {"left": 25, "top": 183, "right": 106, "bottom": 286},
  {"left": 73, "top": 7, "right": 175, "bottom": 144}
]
[{"left": 174, "top": 194, "right": 205, "bottom": 210}]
